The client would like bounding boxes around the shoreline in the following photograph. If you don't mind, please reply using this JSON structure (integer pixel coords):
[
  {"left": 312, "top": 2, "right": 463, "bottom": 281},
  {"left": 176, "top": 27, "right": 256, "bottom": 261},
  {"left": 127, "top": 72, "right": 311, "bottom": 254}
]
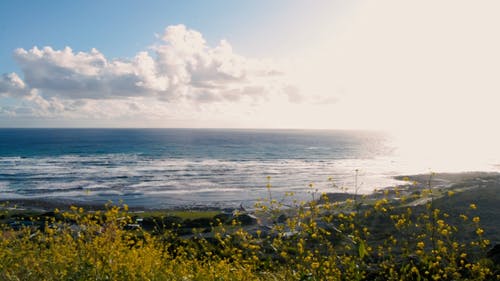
[
  {"left": 2, "top": 171, "right": 499, "bottom": 245},
  {"left": 1, "top": 171, "right": 499, "bottom": 213}
]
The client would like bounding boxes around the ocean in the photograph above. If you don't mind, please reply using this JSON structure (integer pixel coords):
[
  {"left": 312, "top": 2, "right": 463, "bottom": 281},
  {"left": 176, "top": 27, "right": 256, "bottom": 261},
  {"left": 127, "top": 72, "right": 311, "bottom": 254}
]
[{"left": 0, "top": 128, "right": 496, "bottom": 209}]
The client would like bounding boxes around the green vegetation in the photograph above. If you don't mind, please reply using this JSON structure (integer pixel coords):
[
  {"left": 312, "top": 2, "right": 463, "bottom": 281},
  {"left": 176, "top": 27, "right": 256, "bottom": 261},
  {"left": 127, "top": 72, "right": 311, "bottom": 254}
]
[
  {"left": 154, "top": 210, "right": 221, "bottom": 220},
  {"left": 0, "top": 173, "right": 498, "bottom": 280}
]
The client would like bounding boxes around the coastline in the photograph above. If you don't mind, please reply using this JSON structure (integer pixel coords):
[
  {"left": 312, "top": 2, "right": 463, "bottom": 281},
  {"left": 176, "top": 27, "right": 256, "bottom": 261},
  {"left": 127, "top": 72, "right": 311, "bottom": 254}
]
[
  {"left": 2, "top": 171, "right": 499, "bottom": 244},
  {"left": 2, "top": 171, "right": 499, "bottom": 212}
]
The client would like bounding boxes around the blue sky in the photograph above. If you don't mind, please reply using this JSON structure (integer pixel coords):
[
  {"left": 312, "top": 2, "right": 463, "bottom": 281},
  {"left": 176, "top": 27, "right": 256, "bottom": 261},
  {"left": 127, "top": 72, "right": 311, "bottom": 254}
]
[
  {"left": 0, "top": 1, "right": 266, "bottom": 72},
  {"left": 0, "top": 0, "right": 347, "bottom": 73}
]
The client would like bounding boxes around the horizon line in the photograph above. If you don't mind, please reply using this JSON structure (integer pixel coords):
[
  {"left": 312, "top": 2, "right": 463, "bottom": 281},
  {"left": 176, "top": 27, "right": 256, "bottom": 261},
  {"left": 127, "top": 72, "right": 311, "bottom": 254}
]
[{"left": 0, "top": 127, "right": 386, "bottom": 132}]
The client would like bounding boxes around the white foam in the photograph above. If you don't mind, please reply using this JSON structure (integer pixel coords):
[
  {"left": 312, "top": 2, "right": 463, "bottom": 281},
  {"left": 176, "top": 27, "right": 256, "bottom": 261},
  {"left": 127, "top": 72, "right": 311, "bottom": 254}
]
[{"left": 0, "top": 153, "right": 427, "bottom": 205}]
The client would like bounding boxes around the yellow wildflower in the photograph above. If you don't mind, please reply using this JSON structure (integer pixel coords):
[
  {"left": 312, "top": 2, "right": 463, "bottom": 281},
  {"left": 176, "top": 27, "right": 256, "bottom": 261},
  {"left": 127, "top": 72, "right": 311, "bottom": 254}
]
[{"left": 476, "top": 228, "right": 484, "bottom": 236}]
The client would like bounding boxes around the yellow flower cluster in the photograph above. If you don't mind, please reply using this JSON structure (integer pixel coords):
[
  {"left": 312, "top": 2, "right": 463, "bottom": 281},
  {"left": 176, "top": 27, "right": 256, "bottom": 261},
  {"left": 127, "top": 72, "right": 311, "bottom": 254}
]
[{"left": 0, "top": 179, "right": 495, "bottom": 281}]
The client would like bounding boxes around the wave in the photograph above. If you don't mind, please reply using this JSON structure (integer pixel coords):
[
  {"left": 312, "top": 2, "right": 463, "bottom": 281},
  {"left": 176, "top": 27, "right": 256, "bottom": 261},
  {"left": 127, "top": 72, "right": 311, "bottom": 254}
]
[{"left": 0, "top": 153, "right": 410, "bottom": 207}]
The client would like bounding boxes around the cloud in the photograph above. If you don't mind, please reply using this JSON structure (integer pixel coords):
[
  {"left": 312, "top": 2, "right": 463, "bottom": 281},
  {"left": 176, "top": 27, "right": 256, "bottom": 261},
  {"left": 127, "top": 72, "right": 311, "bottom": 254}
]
[
  {"left": 1, "top": 25, "right": 299, "bottom": 122},
  {"left": 0, "top": 73, "right": 29, "bottom": 97},
  {"left": 0, "top": 25, "right": 311, "bottom": 125},
  {"left": 8, "top": 25, "right": 285, "bottom": 104}
]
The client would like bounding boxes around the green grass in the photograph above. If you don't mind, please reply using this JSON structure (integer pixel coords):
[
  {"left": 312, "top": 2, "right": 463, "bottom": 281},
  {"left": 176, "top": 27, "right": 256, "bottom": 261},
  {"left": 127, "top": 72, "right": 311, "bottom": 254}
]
[{"left": 150, "top": 210, "right": 222, "bottom": 220}]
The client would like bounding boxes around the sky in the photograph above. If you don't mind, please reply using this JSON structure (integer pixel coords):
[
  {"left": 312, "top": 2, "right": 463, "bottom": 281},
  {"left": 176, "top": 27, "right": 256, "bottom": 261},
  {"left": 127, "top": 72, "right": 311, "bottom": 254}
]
[{"left": 0, "top": 0, "right": 499, "bottom": 145}]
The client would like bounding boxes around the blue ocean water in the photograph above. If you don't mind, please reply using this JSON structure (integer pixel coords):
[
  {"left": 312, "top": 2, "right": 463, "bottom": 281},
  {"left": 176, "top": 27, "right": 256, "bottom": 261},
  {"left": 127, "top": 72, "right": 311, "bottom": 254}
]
[{"left": 0, "top": 129, "right": 403, "bottom": 208}]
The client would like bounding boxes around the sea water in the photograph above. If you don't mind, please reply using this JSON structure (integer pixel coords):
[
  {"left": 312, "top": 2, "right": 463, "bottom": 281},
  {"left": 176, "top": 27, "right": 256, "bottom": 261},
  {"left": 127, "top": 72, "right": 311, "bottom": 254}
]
[{"left": 0, "top": 128, "right": 495, "bottom": 208}]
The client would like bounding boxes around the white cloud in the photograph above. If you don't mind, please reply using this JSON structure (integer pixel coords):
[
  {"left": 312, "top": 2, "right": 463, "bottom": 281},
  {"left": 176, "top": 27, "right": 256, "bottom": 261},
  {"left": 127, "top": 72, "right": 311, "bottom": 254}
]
[
  {"left": 1, "top": 25, "right": 297, "bottom": 122},
  {"left": 0, "top": 73, "right": 29, "bottom": 97},
  {"left": 12, "top": 46, "right": 167, "bottom": 100},
  {"left": 10, "top": 25, "right": 286, "bottom": 103}
]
